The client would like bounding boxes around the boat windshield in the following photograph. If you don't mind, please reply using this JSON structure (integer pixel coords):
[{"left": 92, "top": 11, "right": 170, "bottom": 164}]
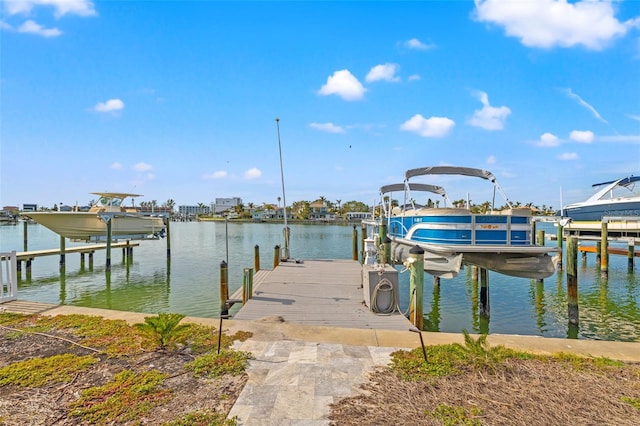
[{"left": 98, "top": 196, "right": 124, "bottom": 207}]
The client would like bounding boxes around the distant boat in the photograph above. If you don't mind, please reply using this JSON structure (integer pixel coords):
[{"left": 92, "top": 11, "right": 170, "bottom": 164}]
[
  {"left": 560, "top": 176, "right": 640, "bottom": 222},
  {"left": 22, "top": 192, "right": 166, "bottom": 242},
  {"left": 374, "top": 166, "right": 557, "bottom": 279}
]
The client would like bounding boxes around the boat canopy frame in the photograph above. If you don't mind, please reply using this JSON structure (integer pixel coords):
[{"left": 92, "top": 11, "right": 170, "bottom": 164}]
[{"left": 404, "top": 165, "right": 514, "bottom": 210}]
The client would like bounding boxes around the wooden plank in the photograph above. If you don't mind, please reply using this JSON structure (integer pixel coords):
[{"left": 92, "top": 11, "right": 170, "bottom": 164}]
[
  {"left": 14, "top": 242, "right": 140, "bottom": 260},
  {"left": 578, "top": 246, "right": 640, "bottom": 257},
  {"left": 232, "top": 260, "right": 412, "bottom": 331}
]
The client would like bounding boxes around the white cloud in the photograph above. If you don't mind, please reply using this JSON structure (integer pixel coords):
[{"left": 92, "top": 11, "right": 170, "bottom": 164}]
[
  {"left": 366, "top": 63, "right": 401, "bottom": 83},
  {"left": 110, "top": 162, "right": 123, "bottom": 170},
  {"left": 486, "top": 155, "right": 496, "bottom": 165},
  {"left": 473, "top": 0, "right": 636, "bottom": 50},
  {"left": 318, "top": 70, "right": 366, "bottom": 101},
  {"left": 17, "top": 19, "right": 61, "bottom": 37},
  {"left": 4, "top": 0, "right": 97, "bottom": 18},
  {"left": 94, "top": 98, "right": 124, "bottom": 112},
  {"left": 400, "top": 114, "right": 455, "bottom": 138},
  {"left": 404, "top": 38, "right": 435, "bottom": 50},
  {"left": 537, "top": 132, "right": 560, "bottom": 147},
  {"left": 562, "top": 88, "right": 607, "bottom": 124},
  {"left": 569, "top": 130, "right": 595, "bottom": 143},
  {"left": 408, "top": 74, "right": 421, "bottom": 81},
  {"left": 203, "top": 170, "right": 227, "bottom": 180},
  {"left": 244, "top": 168, "right": 262, "bottom": 179},
  {"left": 310, "top": 122, "right": 346, "bottom": 134},
  {"left": 467, "top": 91, "right": 511, "bottom": 130},
  {"left": 628, "top": 114, "right": 640, "bottom": 121},
  {"left": 133, "top": 162, "right": 152, "bottom": 172},
  {"left": 558, "top": 152, "right": 579, "bottom": 160}
]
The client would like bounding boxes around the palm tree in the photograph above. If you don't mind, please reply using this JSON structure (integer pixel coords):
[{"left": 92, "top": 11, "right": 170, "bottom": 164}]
[{"left": 277, "top": 196, "right": 281, "bottom": 208}]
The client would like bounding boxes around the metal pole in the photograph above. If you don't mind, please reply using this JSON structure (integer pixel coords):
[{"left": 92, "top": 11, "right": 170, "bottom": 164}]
[{"left": 276, "top": 118, "right": 290, "bottom": 260}]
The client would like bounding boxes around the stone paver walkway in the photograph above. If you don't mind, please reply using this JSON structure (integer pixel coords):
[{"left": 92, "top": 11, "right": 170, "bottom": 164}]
[{"left": 228, "top": 339, "right": 399, "bottom": 425}]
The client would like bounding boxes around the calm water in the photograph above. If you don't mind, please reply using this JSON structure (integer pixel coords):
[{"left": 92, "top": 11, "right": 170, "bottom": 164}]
[{"left": 1, "top": 221, "right": 638, "bottom": 342}]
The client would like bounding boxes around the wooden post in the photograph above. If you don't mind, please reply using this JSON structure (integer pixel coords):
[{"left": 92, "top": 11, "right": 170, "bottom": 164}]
[
  {"left": 23, "top": 220, "right": 28, "bottom": 252},
  {"left": 596, "top": 241, "right": 602, "bottom": 264},
  {"left": 382, "top": 237, "right": 391, "bottom": 265},
  {"left": 220, "top": 260, "right": 229, "bottom": 316},
  {"left": 556, "top": 222, "right": 563, "bottom": 270},
  {"left": 601, "top": 221, "right": 609, "bottom": 278},
  {"left": 352, "top": 225, "right": 358, "bottom": 261},
  {"left": 254, "top": 245, "right": 260, "bottom": 272},
  {"left": 165, "top": 218, "right": 171, "bottom": 259},
  {"left": 59, "top": 236, "right": 66, "bottom": 270},
  {"left": 106, "top": 220, "right": 112, "bottom": 271},
  {"left": 628, "top": 242, "right": 635, "bottom": 272},
  {"left": 80, "top": 253, "right": 85, "bottom": 270},
  {"left": 531, "top": 220, "right": 536, "bottom": 244},
  {"left": 536, "top": 230, "right": 545, "bottom": 283},
  {"left": 360, "top": 223, "right": 366, "bottom": 264},
  {"left": 273, "top": 245, "right": 280, "bottom": 269},
  {"left": 472, "top": 265, "right": 478, "bottom": 281},
  {"left": 89, "top": 252, "right": 94, "bottom": 270},
  {"left": 408, "top": 245, "right": 424, "bottom": 330},
  {"left": 566, "top": 237, "right": 579, "bottom": 328},
  {"left": 480, "top": 268, "right": 490, "bottom": 317},
  {"left": 243, "top": 267, "right": 254, "bottom": 304},
  {"left": 433, "top": 276, "right": 440, "bottom": 287}
]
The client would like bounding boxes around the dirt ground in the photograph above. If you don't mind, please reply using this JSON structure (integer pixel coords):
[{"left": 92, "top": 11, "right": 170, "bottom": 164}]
[
  {"left": 0, "top": 326, "right": 246, "bottom": 425},
  {"left": 1, "top": 325, "right": 639, "bottom": 425}
]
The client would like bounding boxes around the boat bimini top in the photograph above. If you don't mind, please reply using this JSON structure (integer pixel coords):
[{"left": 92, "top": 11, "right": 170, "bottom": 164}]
[
  {"left": 379, "top": 182, "right": 449, "bottom": 218},
  {"left": 404, "top": 165, "right": 514, "bottom": 210}
]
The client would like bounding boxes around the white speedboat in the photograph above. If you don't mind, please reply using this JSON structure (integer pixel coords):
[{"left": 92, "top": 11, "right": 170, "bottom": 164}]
[
  {"left": 22, "top": 192, "right": 166, "bottom": 242},
  {"left": 378, "top": 166, "right": 557, "bottom": 279},
  {"left": 560, "top": 176, "right": 640, "bottom": 221}
]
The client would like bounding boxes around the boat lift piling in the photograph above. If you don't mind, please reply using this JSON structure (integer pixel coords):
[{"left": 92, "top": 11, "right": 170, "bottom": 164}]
[
  {"left": 352, "top": 225, "right": 358, "bottom": 261},
  {"left": 254, "top": 245, "right": 260, "bottom": 272},
  {"left": 601, "top": 222, "right": 609, "bottom": 278},
  {"left": 408, "top": 245, "right": 425, "bottom": 330},
  {"left": 566, "top": 237, "right": 579, "bottom": 330}
]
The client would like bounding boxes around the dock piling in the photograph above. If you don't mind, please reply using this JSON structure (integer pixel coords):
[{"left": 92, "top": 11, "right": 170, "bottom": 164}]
[
  {"left": 220, "top": 260, "right": 229, "bottom": 316},
  {"left": 59, "top": 236, "right": 66, "bottom": 270},
  {"left": 556, "top": 223, "right": 563, "bottom": 270},
  {"left": 629, "top": 242, "right": 635, "bottom": 272},
  {"left": 273, "top": 245, "right": 280, "bottom": 269},
  {"left": 479, "top": 268, "right": 490, "bottom": 317},
  {"left": 408, "top": 245, "right": 425, "bottom": 330},
  {"left": 601, "top": 222, "right": 609, "bottom": 278},
  {"left": 106, "top": 220, "right": 112, "bottom": 271},
  {"left": 567, "top": 237, "right": 579, "bottom": 327},
  {"left": 352, "top": 225, "right": 358, "bottom": 261},
  {"left": 165, "top": 218, "right": 171, "bottom": 259},
  {"left": 254, "top": 245, "right": 260, "bottom": 272}
]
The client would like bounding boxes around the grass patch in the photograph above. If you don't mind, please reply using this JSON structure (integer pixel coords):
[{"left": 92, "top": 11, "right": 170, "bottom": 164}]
[
  {"left": 186, "top": 350, "right": 253, "bottom": 378},
  {"left": 69, "top": 369, "right": 170, "bottom": 424},
  {"left": 426, "top": 403, "right": 484, "bottom": 426},
  {"left": 0, "top": 354, "right": 98, "bottom": 387},
  {"left": 163, "top": 411, "right": 238, "bottom": 426}
]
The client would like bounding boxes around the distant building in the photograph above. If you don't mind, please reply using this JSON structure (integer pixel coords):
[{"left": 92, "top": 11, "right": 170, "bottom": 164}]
[
  {"left": 346, "top": 211, "right": 372, "bottom": 221},
  {"left": 22, "top": 204, "right": 38, "bottom": 212},
  {"left": 213, "top": 197, "right": 242, "bottom": 214},
  {"left": 179, "top": 205, "right": 210, "bottom": 216}
]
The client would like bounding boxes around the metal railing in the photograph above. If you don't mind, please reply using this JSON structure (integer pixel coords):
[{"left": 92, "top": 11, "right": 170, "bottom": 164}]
[{"left": 0, "top": 251, "right": 18, "bottom": 303}]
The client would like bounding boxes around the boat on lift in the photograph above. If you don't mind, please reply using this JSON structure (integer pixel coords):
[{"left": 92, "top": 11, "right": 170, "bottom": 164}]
[
  {"left": 560, "top": 175, "right": 640, "bottom": 221},
  {"left": 22, "top": 192, "right": 166, "bottom": 242},
  {"left": 379, "top": 166, "right": 557, "bottom": 279}
]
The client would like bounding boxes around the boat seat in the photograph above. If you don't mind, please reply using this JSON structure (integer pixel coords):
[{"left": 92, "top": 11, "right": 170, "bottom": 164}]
[{"left": 499, "top": 208, "right": 532, "bottom": 216}]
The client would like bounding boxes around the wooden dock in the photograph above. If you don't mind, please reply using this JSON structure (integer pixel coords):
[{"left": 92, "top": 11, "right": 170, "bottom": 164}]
[
  {"left": 15, "top": 242, "right": 140, "bottom": 261},
  {"left": 232, "top": 259, "right": 412, "bottom": 331}
]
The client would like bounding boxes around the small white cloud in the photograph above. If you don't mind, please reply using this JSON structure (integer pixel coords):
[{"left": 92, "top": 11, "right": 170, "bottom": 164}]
[
  {"left": 4, "top": 0, "right": 97, "bottom": 18},
  {"left": 537, "top": 132, "right": 560, "bottom": 147},
  {"left": 0, "top": 21, "right": 12, "bottom": 31},
  {"left": 400, "top": 114, "right": 455, "bottom": 138},
  {"left": 569, "top": 130, "right": 594, "bottom": 143},
  {"left": 467, "top": 91, "right": 511, "bottom": 130},
  {"left": 202, "top": 170, "right": 227, "bottom": 180},
  {"left": 408, "top": 74, "right": 421, "bottom": 81},
  {"left": 310, "top": 122, "right": 346, "bottom": 134},
  {"left": 110, "top": 162, "right": 123, "bottom": 170},
  {"left": 473, "top": 0, "right": 635, "bottom": 50},
  {"left": 628, "top": 114, "right": 640, "bottom": 121},
  {"left": 404, "top": 38, "right": 435, "bottom": 50},
  {"left": 94, "top": 98, "right": 124, "bottom": 112},
  {"left": 486, "top": 155, "right": 496, "bottom": 165},
  {"left": 18, "top": 20, "right": 61, "bottom": 37},
  {"left": 133, "top": 162, "right": 152, "bottom": 172},
  {"left": 365, "top": 63, "right": 400, "bottom": 83},
  {"left": 244, "top": 168, "right": 262, "bottom": 179},
  {"left": 558, "top": 152, "right": 579, "bottom": 160},
  {"left": 318, "top": 69, "right": 366, "bottom": 101}
]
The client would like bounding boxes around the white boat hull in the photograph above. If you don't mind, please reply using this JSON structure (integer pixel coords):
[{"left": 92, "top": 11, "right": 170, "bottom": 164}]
[{"left": 24, "top": 212, "right": 166, "bottom": 241}]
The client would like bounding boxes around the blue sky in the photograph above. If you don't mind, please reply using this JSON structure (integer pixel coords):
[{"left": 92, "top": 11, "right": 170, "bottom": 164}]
[{"left": 1, "top": 0, "right": 639, "bottom": 211}]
